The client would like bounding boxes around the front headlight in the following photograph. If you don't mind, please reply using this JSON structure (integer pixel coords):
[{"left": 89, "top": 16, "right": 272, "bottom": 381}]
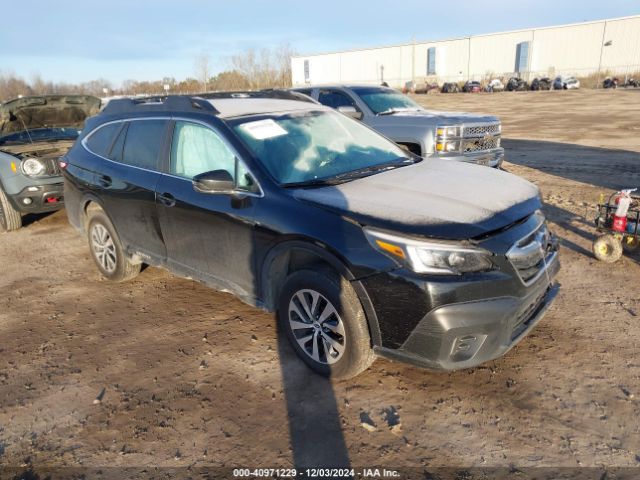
[
  {"left": 365, "top": 228, "right": 493, "bottom": 275},
  {"left": 436, "top": 125, "right": 463, "bottom": 154},
  {"left": 21, "top": 158, "right": 46, "bottom": 176}
]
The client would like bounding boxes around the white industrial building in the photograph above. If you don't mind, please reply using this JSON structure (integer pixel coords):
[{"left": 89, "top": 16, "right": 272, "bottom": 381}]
[{"left": 291, "top": 15, "right": 640, "bottom": 87}]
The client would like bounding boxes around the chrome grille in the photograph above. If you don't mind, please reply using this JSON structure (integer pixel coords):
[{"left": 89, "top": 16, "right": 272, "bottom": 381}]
[
  {"left": 463, "top": 123, "right": 501, "bottom": 137},
  {"left": 463, "top": 137, "right": 500, "bottom": 152},
  {"left": 507, "top": 220, "right": 555, "bottom": 284}
]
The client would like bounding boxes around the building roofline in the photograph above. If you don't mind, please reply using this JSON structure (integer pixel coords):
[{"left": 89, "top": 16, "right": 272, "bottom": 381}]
[{"left": 291, "top": 14, "right": 640, "bottom": 59}]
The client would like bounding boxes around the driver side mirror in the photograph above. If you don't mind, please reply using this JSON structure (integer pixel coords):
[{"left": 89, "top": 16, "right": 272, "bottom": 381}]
[
  {"left": 192, "top": 169, "right": 234, "bottom": 193},
  {"left": 337, "top": 105, "right": 363, "bottom": 120}
]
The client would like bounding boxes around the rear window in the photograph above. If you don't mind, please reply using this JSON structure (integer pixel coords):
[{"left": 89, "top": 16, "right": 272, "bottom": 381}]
[
  {"left": 85, "top": 123, "right": 121, "bottom": 157},
  {"left": 122, "top": 120, "right": 167, "bottom": 171}
]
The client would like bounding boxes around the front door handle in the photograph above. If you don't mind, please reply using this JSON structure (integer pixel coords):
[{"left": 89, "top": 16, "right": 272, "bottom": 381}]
[{"left": 158, "top": 192, "right": 176, "bottom": 207}]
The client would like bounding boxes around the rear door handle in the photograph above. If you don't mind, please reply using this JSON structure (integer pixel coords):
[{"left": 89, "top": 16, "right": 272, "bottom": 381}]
[
  {"left": 158, "top": 192, "right": 176, "bottom": 207},
  {"left": 98, "top": 175, "right": 112, "bottom": 188}
]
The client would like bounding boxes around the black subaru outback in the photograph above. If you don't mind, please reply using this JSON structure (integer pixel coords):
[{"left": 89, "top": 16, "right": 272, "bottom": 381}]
[{"left": 63, "top": 95, "right": 559, "bottom": 378}]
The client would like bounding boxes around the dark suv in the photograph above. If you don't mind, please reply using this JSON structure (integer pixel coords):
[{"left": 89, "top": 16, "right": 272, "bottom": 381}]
[{"left": 63, "top": 95, "right": 560, "bottom": 378}]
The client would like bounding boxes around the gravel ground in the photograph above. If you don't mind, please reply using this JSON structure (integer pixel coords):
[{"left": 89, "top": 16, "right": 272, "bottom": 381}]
[{"left": 0, "top": 89, "right": 639, "bottom": 478}]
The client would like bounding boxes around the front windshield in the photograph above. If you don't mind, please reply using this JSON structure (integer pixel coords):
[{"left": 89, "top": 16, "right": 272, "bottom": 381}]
[
  {"left": 0, "top": 127, "right": 80, "bottom": 146},
  {"left": 232, "top": 110, "right": 412, "bottom": 185},
  {"left": 351, "top": 87, "right": 422, "bottom": 114}
]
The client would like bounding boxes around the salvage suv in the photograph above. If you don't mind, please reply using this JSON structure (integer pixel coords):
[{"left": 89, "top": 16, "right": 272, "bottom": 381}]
[
  {"left": 63, "top": 95, "right": 559, "bottom": 378},
  {"left": 291, "top": 85, "right": 504, "bottom": 168},
  {"left": 0, "top": 95, "right": 100, "bottom": 231}
]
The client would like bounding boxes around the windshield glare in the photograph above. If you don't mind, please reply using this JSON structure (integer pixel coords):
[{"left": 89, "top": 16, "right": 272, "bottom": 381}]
[
  {"left": 233, "top": 110, "right": 410, "bottom": 185},
  {"left": 351, "top": 87, "right": 422, "bottom": 114}
]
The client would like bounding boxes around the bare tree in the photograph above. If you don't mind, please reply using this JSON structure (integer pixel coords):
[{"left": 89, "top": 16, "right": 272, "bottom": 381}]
[{"left": 194, "top": 53, "right": 211, "bottom": 92}]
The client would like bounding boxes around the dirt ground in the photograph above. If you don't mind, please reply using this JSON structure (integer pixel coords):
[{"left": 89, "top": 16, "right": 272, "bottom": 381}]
[{"left": 1, "top": 89, "right": 639, "bottom": 478}]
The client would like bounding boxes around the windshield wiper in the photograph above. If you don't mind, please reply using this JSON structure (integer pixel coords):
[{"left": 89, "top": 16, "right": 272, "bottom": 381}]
[
  {"left": 332, "top": 157, "right": 416, "bottom": 181},
  {"left": 282, "top": 178, "right": 346, "bottom": 188},
  {"left": 282, "top": 157, "right": 418, "bottom": 188}
]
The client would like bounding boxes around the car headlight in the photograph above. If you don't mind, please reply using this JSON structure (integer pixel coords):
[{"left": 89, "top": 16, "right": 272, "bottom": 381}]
[
  {"left": 436, "top": 125, "right": 462, "bottom": 154},
  {"left": 365, "top": 228, "right": 493, "bottom": 275},
  {"left": 21, "top": 158, "right": 46, "bottom": 176}
]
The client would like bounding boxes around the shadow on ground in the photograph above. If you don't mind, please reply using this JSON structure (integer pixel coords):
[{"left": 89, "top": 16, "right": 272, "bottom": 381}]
[{"left": 503, "top": 139, "right": 640, "bottom": 191}]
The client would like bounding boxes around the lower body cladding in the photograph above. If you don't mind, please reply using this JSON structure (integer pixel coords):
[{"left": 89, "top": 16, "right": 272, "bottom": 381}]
[
  {"left": 8, "top": 183, "right": 64, "bottom": 213},
  {"left": 359, "top": 250, "right": 560, "bottom": 371}
]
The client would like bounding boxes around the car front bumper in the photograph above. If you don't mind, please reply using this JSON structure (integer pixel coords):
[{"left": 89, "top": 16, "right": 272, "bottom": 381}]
[
  {"left": 8, "top": 183, "right": 64, "bottom": 214},
  {"left": 362, "top": 236, "right": 560, "bottom": 371},
  {"left": 439, "top": 147, "right": 504, "bottom": 168}
]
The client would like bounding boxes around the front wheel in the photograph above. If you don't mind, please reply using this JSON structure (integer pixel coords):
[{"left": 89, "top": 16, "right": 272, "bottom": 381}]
[
  {"left": 0, "top": 188, "right": 22, "bottom": 232},
  {"left": 592, "top": 234, "right": 623, "bottom": 263},
  {"left": 277, "top": 269, "right": 375, "bottom": 379},
  {"left": 87, "top": 210, "right": 141, "bottom": 282}
]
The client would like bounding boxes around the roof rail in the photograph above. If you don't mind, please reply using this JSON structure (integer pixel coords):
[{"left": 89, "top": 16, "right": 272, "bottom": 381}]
[
  {"left": 101, "top": 95, "right": 218, "bottom": 116},
  {"left": 197, "top": 89, "right": 317, "bottom": 103}
]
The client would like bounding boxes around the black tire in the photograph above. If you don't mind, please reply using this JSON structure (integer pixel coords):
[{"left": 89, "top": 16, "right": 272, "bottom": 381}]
[
  {"left": 0, "top": 188, "right": 22, "bottom": 232},
  {"left": 87, "top": 210, "right": 141, "bottom": 282},
  {"left": 277, "top": 269, "right": 375, "bottom": 379},
  {"left": 592, "top": 234, "right": 623, "bottom": 263}
]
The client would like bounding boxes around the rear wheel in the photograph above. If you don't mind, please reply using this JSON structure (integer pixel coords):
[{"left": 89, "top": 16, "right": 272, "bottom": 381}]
[
  {"left": 277, "top": 269, "right": 375, "bottom": 379},
  {"left": 0, "top": 188, "right": 22, "bottom": 233},
  {"left": 87, "top": 210, "right": 141, "bottom": 282},
  {"left": 593, "top": 234, "right": 623, "bottom": 263}
]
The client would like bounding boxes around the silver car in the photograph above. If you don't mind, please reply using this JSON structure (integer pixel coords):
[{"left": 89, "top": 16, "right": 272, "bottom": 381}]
[{"left": 292, "top": 85, "right": 504, "bottom": 168}]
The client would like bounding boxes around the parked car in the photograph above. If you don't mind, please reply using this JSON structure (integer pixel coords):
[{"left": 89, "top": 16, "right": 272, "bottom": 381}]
[
  {"left": 553, "top": 76, "right": 580, "bottom": 90},
  {"left": 0, "top": 95, "right": 100, "bottom": 232},
  {"left": 530, "top": 77, "right": 552, "bottom": 91},
  {"left": 402, "top": 81, "right": 439, "bottom": 94},
  {"left": 506, "top": 77, "right": 529, "bottom": 91},
  {"left": 441, "top": 82, "right": 461, "bottom": 93},
  {"left": 63, "top": 95, "right": 560, "bottom": 378},
  {"left": 291, "top": 85, "right": 504, "bottom": 167},
  {"left": 462, "top": 81, "right": 482, "bottom": 93},
  {"left": 485, "top": 79, "right": 505, "bottom": 92}
]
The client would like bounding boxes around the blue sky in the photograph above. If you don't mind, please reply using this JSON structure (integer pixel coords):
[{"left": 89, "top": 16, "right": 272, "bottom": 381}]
[{"left": 1, "top": 0, "right": 637, "bottom": 85}]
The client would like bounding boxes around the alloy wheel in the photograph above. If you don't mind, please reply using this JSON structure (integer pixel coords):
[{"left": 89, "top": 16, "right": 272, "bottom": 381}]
[
  {"left": 91, "top": 223, "right": 117, "bottom": 273},
  {"left": 288, "top": 289, "right": 346, "bottom": 365}
]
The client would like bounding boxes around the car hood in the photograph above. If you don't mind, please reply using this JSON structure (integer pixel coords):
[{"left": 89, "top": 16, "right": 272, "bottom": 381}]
[
  {"left": 293, "top": 159, "right": 540, "bottom": 240},
  {"left": 374, "top": 109, "right": 499, "bottom": 128},
  {"left": 0, "top": 95, "right": 101, "bottom": 137}
]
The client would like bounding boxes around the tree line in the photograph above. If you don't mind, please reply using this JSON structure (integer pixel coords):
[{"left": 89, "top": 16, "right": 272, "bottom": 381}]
[{"left": 0, "top": 45, "right": 295, "bottom": 102}]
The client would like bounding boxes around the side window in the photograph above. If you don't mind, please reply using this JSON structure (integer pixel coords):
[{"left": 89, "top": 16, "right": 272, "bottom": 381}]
[
  {"left": 170, "top": 121, "right": 235, "bottom": 180},
  {"left": 108, "top": 123, "right": 127, "bottom": 163},
  {"left": 85, "top": 123, "right": 121, "bottom": 157},
  {"left": 318, "top": 90, "right": 356, "bottom": 110},
  {"left": 122, "top": 120, "right": 167, "bottom": 170}
]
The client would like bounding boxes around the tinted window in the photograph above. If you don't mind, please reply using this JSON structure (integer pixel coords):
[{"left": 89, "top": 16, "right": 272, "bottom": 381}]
[
  {"left": 318, "top": 90, "right": 356, "bottom": 109},
  {"left": 86, "top": 123, "right": 121, "bottom": 157},
  {"left": 171, "top": 121, "right": 235, "bottom": 179},
  {"left": 122, "top": 120, "right": 167, "bottom": 170},
  {"left": 109, "top": 123, "right": 127, "bottom": 163}
]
